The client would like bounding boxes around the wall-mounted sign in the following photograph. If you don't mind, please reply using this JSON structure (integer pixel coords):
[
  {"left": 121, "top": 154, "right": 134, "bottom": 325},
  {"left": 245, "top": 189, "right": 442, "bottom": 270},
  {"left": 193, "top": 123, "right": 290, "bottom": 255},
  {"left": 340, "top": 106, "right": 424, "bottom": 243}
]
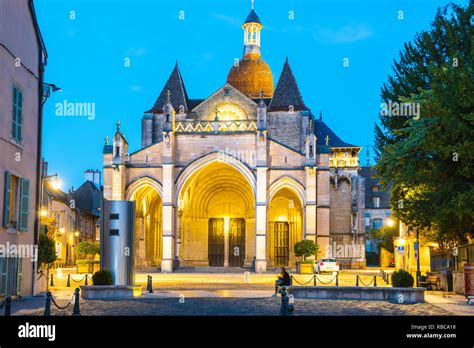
[
  {"left": 464, "top": 264, "right": 474, "bottom": 299},
  {"left": 397, "top": 245, "right": 405, "bottom": 255}
]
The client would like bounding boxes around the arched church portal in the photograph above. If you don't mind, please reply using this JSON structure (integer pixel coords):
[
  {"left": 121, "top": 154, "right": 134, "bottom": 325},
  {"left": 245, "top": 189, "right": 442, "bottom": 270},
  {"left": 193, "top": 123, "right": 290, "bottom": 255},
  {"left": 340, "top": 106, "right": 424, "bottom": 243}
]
[
  {"left": 178, "top": 161, "right": 255, "bottom": 268},
  {"left": 268, "top": 188, "right": 304, "bottom": 267},
  {"left": 128, "top": 183, "right": 162, "bottom": 269}
]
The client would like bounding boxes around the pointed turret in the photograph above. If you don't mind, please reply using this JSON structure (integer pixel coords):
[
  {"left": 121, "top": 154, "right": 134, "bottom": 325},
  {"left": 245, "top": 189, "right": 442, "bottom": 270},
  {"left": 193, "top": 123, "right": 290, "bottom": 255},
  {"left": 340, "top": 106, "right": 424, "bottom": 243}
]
[
  {"left": 269, "top": 57, "right": 307, "bottom": 111},
  {"left": 112, "top": 120, "right": 128, "bottom": 164},
  {"left": 147, "top": 62, "right": 189, "bottom": 114}
]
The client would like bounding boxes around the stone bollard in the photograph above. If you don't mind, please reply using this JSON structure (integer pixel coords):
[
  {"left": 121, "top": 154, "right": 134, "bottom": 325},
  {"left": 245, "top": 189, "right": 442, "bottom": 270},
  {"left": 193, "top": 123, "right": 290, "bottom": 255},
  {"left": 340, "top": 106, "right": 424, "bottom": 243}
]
[
  {"left": 50, "top": 274, "right": 54, "bottom": 287},
  {"left": 243, "top": 271, "right": 250, "bottom": 284},
  {"left": 4, "top": 296, "right": 11, "bottom": 316},
  {"left": 67, "top": 274, "right": 71, "bottom": 287},
  {"left": 374, "top": 275, "right": 377, "bottom": 287},
  {"left": 356, "top": 274, "right": 359, "bottom": 287},
  {"left": 44, "top": 291, "right": 52, "bottom": 316},
  {"left": 72, "top": 288, "right": 81, "bottom": 316}
]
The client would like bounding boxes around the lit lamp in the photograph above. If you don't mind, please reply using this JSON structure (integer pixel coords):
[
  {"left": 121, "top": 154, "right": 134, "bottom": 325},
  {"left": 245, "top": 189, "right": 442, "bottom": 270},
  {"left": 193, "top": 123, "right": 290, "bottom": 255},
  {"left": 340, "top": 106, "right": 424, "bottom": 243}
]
[
  {"left": 40, "top": 209, "right": 48, "bottom": 217},
  {"left": 386, "top": 218, "right": 395, "bottom": 227},
  {"left": 58, "top": 227, "right": 65, "bottom": 236}
]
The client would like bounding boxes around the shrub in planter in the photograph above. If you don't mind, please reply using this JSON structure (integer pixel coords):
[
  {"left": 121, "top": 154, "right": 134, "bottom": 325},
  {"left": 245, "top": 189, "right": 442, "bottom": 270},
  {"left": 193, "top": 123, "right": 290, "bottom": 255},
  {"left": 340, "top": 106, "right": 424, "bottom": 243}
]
[
  {"left": 391, "top": 269, "right": 414, "bottom": 288},
  {"left": 92, "top": 270, "right": 113, "bottom": 285}
]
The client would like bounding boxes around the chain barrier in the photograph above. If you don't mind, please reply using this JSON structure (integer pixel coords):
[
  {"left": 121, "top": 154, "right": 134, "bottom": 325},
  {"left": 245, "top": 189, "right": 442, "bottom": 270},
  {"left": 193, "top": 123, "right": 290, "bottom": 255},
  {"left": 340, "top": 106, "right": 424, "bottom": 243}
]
[
  {"left": 290, "top": 275, "right": 314, "bottom": 286},
  {"left": 45, "top": 288, "right": 81, "bottom": 316},
  {"left": 315, "top": 274, "right": 338, "bottom": 285},
  {"left": 357, "top": 275, "right": 376, "bottom": 287},
  {"left": 67, "top": 274, "right": 90, "bottom": 287}
]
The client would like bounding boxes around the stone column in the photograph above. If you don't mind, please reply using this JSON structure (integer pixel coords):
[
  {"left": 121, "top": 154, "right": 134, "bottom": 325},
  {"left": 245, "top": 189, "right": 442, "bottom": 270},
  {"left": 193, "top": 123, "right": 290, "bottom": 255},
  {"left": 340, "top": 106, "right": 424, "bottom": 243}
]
[
  {"left": 305, "top": 166, "right": 317, "bottom": 247},
  {"left": 161, "top": 163, "right": 174, "bottom": 272},
  {"left": 316, "top": 153, "right": 331, "bottom": 259},
  {"left": 175, "top": 211, "right": 182, "bottom": 263},
  {"left": 255, "top": 129, "right": 268, "bottom": 273},
  {"left": 255, "top": 167, "right": 267, "bottom": 273}
]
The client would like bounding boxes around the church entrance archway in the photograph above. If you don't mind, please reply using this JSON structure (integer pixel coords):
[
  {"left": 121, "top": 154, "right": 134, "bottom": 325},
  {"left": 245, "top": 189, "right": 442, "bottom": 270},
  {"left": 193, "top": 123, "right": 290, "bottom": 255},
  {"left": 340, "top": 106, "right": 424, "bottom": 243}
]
[
  {"left": 127, "top": 182, "right": 162, "bottom": 269},
  {"left": 268, "top": 187, "right": 303, "bottom": 268},
  {"left": 178, "top": 161, "right": 255, "bottom": 268}
]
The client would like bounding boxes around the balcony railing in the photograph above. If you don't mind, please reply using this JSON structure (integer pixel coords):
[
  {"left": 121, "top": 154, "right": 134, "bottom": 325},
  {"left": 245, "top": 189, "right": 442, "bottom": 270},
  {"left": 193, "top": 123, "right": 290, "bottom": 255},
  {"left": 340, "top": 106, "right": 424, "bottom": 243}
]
[{"left": 175, "top": 119, "right": 257, "bottom": 133}]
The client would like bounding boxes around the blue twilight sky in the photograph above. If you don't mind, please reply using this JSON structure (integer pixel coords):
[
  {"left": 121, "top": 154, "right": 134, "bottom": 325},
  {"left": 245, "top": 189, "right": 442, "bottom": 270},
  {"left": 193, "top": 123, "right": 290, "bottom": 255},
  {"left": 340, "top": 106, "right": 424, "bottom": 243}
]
[{"left": 35, "top": 0, "right": 467, "bottom": 189}]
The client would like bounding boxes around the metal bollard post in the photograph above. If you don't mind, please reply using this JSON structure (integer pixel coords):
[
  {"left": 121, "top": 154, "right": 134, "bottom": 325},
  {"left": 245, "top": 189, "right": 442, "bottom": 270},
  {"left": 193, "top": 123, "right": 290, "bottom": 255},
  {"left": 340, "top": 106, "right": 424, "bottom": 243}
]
[
  {"left": 313, "top": 275, "right": 316, "bottom": 286},
  {"left": 67, "top": 274, "right": 71, "bottom": 287},
  {"left": 4, "top": 296, "right": 11, "bottom": 316},
  {"left": 50, "top": 274, "right": 54, "bottom": 287},
  {"left": 85, "top": 274, "right": 88, "bottom": 286},
  {"left": 356, "top": 274, "right": 359, "bottom": 287},
  {"left": 280, "top": 287, "right": 288, "bottom": 316},
  {"left": 44, "top": 292, "right": 52, "bottom": 316},
  {"left": 290, "top": 275, "right": 293, "bottom": 286},
  {"left": 336, "top": 274, "right": 339, "bottom": 287},
  {"left": 148, "top": 275, "right": 153, "bottom": 293},
  {"left": 374, "top": 275, "right": 377, "bottom": 287},
  {"left": 72, "top": 288, "right": 81, "bottom": 316}
]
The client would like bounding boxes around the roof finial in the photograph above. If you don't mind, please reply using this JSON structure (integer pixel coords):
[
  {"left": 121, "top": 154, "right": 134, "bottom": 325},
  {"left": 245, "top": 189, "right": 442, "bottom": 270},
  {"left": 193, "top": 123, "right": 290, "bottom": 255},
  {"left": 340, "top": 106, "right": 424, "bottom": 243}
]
[
  {"left": 325, "top": 135, "right": 329, "bottom": 146},
  {"left": 319, "top": 110, "right": 323, "bottom": 120},
  {"left": 167, "top": 89, "right": 171, "bottom": 103},
  {"left": 251, "top": 0, "right": 255, "bottom": 10},
  {"left": 105, "top": 135, "right": 109, "bottom": 145},
  {"left": 366, "top": 145, "right": 371, "bottom": 166},
  {"left": 116, "top": 120, "right": 120, "bottom": 131}
]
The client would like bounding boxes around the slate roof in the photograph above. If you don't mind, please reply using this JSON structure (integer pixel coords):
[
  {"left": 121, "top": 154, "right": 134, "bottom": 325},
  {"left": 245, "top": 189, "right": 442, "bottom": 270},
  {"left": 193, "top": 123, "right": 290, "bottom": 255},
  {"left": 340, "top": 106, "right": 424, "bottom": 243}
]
[
  {"left": 147, "top": 62, "right": 190, "bottom": 114},
  {"left": 268, "top": 57, "right": 307, "bottom": 112},
  {"left": 313, "top": 115, "right": 358, "bottom": 148},
  {"left": 244, "top": 9, "right": 261, "bottom": 24},
  {"left": 103, "top": 144, "right": 113, "bottom": 154},
  {"left": 72, "top": 181, "right": 101, "bottom": 217},
  {"left": 359, "top": 166, "right": 391, "bottom": 209}
]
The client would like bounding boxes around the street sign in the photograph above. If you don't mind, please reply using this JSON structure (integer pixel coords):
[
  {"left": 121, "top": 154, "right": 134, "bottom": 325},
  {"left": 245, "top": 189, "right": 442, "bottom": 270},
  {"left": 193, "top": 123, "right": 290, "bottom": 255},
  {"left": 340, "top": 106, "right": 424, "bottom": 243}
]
[
  {"left": 414, "top": 241, "right": 419, "bottom": 259},
  {"left": 397, "top": 245, "right": 405, "bottom": 255}
]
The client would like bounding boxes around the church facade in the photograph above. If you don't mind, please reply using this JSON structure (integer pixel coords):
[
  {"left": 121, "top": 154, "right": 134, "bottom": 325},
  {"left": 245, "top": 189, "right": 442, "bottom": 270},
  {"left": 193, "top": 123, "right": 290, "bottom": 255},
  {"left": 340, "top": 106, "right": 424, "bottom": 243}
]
[{"left": 102, "top": 7, "right": 367, "bottom": 272}]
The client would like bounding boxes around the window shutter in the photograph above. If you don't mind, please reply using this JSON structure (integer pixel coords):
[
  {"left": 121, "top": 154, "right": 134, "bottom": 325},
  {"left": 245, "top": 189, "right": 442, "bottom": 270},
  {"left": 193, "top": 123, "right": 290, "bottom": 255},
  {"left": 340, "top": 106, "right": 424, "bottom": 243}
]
[
  {"left": 0, "top": 258, "right": 6, "bottom": 296},
  {"left": 16, "top": 257, "right": 23, "bottom": 296},
  {"left": 3, "top": 172, "right": 12, "bottom": 228},
  {"left": 19, "top": 178, "right": 30, "bottom": 231}
]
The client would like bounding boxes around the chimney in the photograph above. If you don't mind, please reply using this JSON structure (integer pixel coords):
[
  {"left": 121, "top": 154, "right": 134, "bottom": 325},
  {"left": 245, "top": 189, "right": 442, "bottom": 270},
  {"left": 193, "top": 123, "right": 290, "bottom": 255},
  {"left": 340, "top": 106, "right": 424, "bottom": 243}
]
[{"left": 93, "top": 169, "right": 101, "bottom": 187}]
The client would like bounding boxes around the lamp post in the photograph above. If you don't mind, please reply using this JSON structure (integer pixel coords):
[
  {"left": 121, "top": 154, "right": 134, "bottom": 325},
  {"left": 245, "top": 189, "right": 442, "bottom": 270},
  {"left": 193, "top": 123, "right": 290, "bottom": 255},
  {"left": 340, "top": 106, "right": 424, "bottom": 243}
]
[
  {"left": 415, "top": 227, "right": 421, "bottom": 287},
  {"left": 34, "top": 173, "right": 60, "bottom": 294}
]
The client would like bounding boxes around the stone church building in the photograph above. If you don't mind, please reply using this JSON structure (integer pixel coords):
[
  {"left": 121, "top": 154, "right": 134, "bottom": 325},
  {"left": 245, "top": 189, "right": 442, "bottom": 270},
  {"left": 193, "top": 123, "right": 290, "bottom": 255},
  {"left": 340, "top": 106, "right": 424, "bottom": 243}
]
[{"left": 102, "top": 6, "right": 366, "bottom": 272}]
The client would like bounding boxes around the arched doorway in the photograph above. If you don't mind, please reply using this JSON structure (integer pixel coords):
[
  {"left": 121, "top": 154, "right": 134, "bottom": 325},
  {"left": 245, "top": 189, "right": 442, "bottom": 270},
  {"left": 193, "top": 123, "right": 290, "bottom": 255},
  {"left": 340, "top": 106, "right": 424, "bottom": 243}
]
[
  {"left": 178, "top": 161, "right": 255, "bottom": 268},
  {"left": 127, "top": 182, "right": 163, "bottom": 269},
  {"left": 268, "top": 187, "right": 304, "bottom": 268}
]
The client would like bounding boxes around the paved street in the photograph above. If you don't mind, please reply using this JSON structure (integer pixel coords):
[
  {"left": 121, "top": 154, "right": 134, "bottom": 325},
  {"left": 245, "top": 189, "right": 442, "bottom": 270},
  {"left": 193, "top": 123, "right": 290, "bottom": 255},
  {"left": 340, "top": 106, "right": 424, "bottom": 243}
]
[
  {"left": 6, "top": 270, "right": 473, "bottom": 316},
  {"left": 13, "top": 294, "right": 450, "bottom": 316}
]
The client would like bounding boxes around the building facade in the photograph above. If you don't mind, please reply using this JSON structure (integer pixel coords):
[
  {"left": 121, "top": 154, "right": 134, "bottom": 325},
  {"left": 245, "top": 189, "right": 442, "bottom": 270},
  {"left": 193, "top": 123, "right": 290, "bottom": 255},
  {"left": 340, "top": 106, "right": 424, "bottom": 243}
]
[
  {"left": 102, "top": 7, "right": 367, "bottom": 272},
  {"left": 0, "top": 0, "right": 47, "bottom": 297}
]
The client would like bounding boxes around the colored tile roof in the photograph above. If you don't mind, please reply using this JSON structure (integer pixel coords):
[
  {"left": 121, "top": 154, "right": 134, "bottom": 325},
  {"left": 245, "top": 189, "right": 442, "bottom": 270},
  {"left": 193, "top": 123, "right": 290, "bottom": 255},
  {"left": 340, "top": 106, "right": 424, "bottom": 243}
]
[
  {"left": 244, "top": 9, "right": 261, "bottom": 24},
  {"left": 268, "top": 57, "right": 307, "bottom": 112},
  {"left": 147, "top": 62, "right": 190, "bottom": 114}
]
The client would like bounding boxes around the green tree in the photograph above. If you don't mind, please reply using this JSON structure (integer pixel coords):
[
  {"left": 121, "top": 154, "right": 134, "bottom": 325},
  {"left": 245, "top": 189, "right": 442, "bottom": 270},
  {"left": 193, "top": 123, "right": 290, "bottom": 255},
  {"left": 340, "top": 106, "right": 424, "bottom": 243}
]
[
  {"left": 369, "top": 225, "right": 398, "bottom": 253},
  {"left": 77, "top": 241, "right": 100, "bottom": 273},
  {"left": 294, "top": 240, "right": 319, "bottom": 261},
  {"left": 37, "top": 233, "right": 57, "bottom": 288},
  {"left": 374, "top": 3, "right": 474, "bottom": 247}
]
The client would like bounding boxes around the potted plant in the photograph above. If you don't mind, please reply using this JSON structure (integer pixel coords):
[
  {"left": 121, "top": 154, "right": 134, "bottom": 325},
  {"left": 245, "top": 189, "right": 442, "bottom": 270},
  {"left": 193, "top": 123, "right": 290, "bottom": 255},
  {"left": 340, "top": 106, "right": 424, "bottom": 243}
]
[{"left": 294, "top": 240, "right": 319, "bottom": 274}]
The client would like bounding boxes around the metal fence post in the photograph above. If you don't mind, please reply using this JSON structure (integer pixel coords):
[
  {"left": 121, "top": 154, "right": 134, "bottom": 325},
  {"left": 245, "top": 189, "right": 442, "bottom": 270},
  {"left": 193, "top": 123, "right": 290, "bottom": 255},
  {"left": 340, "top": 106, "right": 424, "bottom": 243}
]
[
  {"left": 290, "top": 275, "right": 293, "bottom": 286},
  {"left": 148, "top": 275, "right": 153, "bottom": 293},
  {"left": 50, "top": 274, "right": 54, "bottom": 287},
  {"left": 85, "top": 274, "right": 88, "bottom": 286},
  {"left": 356, "top": 274, "right": 359, "bottom": 287},
  {"left": 72, "top": 288, "right": 81, "bottom": 316},
  {"left": 313, "top": 275, "right": 316, "bottom": 286},
  {"left": 336, "top": 274, "right": 339, "bottom": 287},
  {"left": 44, "top": 291, "right": 51, "bottom": 316},
  {"left": 4, "top": 296, "right": 11, "bottom": 316},
  {"left": 374, "top": 275, "right": 377, "bottom": 287},
  {"left": 67, "top": 274, "right": 71, "bottom": 287}
]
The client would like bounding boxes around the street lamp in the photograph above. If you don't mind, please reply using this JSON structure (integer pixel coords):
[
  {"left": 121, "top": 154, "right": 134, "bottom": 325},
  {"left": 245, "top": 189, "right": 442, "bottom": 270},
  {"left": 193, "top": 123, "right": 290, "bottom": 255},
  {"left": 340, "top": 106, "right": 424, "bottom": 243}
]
[{"left": 42, "top": 83, "right": 61, "bottom": 105}]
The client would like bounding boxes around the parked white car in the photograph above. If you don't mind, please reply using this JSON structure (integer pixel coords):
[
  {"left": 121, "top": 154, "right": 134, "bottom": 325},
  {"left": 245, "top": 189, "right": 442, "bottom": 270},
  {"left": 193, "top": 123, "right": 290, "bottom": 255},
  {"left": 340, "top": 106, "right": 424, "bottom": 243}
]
[{"left": 315, "top": 258, "right": 340, "bottom": 274}]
